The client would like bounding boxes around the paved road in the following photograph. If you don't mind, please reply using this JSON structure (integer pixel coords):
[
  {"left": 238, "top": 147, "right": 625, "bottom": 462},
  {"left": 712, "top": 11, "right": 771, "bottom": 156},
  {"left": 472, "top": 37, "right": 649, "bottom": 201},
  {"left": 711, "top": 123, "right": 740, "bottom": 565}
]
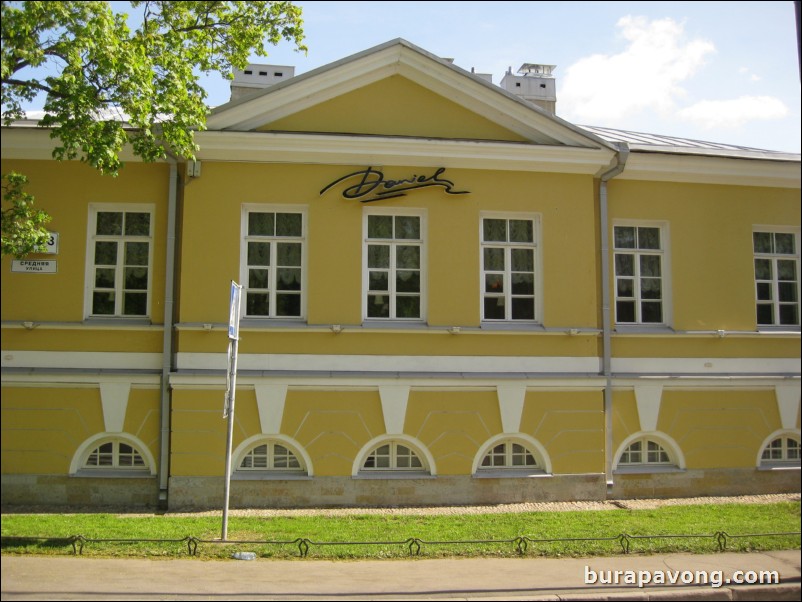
[{"left": 2, "top": 549, "right": 800, "bottom": 600}]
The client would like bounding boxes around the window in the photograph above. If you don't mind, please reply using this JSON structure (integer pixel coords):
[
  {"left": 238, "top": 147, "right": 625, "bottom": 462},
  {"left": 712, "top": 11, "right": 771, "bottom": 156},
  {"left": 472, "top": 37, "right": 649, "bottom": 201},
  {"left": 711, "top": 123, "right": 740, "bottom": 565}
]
[
  {"left": 362, "top": 441, "right": 424, "bottom": 471},
  {"left": 479, "top": 441, "right": 539, "bottom": 470},
  {"left": 753, "top": 230, "right": 800, "bottom": 327},
  {"left": 86, "top": 206, "right": 153, "bottom": 317},
  {"left": 242, "top": 208, "right": 305, "bottom": 319},
  {"left": 238, "top": 441, "right": 306, "bottom": 474},
  {"left": 760, "top": 436, "right": 800, "bottom": 467},
  {"left": 83, "top": 440, "right": 148, "bottom": 471},
  {"left": 481, "top": 216, "right": 539, "bottom": 322},
  {"left": 364, "top": 211, "right": 425, "bottom": 320},
  {"left": 613, "top": 224, "right": 667, "bottom": 325}
]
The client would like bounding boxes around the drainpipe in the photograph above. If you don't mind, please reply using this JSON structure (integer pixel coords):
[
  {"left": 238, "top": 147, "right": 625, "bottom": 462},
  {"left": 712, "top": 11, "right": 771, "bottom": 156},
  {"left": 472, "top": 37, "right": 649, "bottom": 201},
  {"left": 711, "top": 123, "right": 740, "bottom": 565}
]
[
  {"left": 597, "top": 142, "right": 629, "bottom": 496},
  {"left": 159, "top": 156, "right": 179, "bottom": 510}
]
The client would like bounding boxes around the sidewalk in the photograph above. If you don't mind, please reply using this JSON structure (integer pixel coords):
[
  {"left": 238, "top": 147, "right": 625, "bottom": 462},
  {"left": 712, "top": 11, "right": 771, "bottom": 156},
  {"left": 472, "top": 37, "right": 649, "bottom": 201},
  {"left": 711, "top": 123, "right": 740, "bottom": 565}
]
[{"left": 2, "top": 549, "right": 800, "bottom": 601}]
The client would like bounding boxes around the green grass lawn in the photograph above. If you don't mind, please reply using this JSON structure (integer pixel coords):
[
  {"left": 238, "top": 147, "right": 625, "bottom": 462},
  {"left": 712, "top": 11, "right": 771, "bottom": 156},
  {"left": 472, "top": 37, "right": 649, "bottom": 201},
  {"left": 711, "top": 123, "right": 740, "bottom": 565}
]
[{"left": 2, "top": 502, "right": 800, "bottom": 560}]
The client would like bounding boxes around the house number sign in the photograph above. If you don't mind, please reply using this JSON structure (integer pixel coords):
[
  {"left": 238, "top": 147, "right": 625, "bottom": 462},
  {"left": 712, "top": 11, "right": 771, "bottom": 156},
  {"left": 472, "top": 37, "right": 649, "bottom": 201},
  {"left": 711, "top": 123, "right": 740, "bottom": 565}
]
[{"left": 320, "top": 167, "right": 469, "bottom": 203}]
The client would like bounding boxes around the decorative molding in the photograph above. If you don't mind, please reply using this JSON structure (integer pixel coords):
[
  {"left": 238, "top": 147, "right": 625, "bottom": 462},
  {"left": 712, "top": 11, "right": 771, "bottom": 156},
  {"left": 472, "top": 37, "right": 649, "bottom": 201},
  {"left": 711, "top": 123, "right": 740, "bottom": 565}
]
[
  {"left": 99, "top": 382, "right": 131, "bottom": 433},
  {"left": 379, "top": 385, "right": 410, "bottom": 435},
  {"left": 254, "top": 384, "right": 288, "bottom": 435},
  {"left": 634, "top": 385, "right": 663, "bottom": 432},
  {"left": 496, "top": 385, "right": 527, "bottom": 433},
  {"left": 775, "top": 384, "right": 801, "bottom": 430}
]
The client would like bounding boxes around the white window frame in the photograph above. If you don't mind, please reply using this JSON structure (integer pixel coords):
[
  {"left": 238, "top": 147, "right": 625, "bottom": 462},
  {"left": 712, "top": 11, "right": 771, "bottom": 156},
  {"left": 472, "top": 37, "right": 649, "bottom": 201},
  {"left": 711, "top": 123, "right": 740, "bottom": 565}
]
[
  {"left": 353, "top": 435, "right": 434, "bottom": 478},
  {"left": 473, "top": 434, "right": 550, "bottom": 478},
  {"left": 613, "top": 432, "right": 684, "bottom": 474},
  {"left": 240, "top": 204, "right": 307, "bottom": 321},
  {"left": 70, "top": 433, "right": 156, "bottom": 477},
  {"left": 231, "top": 434, "right": 313, "bottom": 479},
  {"left": 362, "top": 207, "right": 427, "bottom": 322},
  {"left": 752, "top": 227, "right": 800, "bottom": 329},
  {"left": 84, "top": 204, "right": 155, "bottom": 319},
  {"left": 480, "top": 212, "right": 543, "bottom": 324},
  {"left": 758, "top": 431, "right": 801, "bottom": 469},
  {"left": 612, "top": 221, "right": 671, "bottom": 327}
]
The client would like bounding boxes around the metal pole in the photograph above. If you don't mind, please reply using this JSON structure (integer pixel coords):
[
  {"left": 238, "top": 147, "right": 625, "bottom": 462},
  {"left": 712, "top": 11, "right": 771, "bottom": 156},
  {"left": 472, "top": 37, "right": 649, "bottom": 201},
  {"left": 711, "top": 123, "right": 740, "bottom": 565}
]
[{"left": 222, "top": 336, "right": 239, "bottom": 541}]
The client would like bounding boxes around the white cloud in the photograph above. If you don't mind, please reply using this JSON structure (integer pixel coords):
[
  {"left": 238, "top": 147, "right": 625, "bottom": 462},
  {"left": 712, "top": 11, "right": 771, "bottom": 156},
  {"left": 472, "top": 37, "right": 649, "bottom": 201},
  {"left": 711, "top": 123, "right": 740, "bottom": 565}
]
[
  {"left": 678, "top": 96, "right": 789, "bottom": 129},
  {"left": 559, "top": 16, "right": 715, "bottom": 122}
]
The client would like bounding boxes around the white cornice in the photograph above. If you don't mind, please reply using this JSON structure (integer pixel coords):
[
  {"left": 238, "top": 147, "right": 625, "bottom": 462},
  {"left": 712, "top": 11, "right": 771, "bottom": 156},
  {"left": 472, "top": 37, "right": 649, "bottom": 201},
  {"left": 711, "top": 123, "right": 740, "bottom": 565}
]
[
  {"left": 194, "top": 131, "right": 614, "bottom": 174},
  {"left": 620, "top": 151, "right": 801, "bottom": 188}
]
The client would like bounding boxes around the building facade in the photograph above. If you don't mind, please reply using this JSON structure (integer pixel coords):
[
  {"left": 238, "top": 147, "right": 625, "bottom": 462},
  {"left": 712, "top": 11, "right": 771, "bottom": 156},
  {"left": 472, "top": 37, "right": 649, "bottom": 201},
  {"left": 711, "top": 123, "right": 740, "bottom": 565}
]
[{"left": 2, "top": 40, "right": 800, "bottom": 509}]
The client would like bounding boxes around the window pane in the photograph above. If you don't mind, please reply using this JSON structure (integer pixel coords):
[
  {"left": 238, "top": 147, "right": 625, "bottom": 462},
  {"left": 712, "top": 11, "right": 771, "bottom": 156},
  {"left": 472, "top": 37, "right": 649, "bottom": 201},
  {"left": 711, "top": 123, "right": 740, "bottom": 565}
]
[
  {"left": 617, "top": 300, "right": 636, "bottom": 323},
  {"left": 93, "top": 292, "right": 115, "bottom": 315},
  {"left": 756, "top": 282, "right": 773, "bottom": 301},
  {"left": 640, "top": 255, "right": 661, "bottom": 277},
  {"left": 124, "top": 267, "right": 148, "bottom": 290},
  {"left": 125, "top": 242, "right": 149, "bottom": 266},
  {"left": 97, "top": 212, "right": 122, "bottom": 235},
  {"left": 775, "top": 233, "right": 795, "bottom": 255},
  {"left": 368, "top": 295, "right": 390, "bottom": 318},
  {"left": 396, "top": 271, "right": 420, "bottom": 293},
  {"left": 124, "top": 292, "right": 147, "bottom": 315},
  {"left": 779, "top": 304, "right": 799, "bottom": 325},
  {"left": 509, "top": 220, "right": 533, "bottom": 243},
  {"left": 638, "top": 227, "right": 660, "bottom": 249},
  {"left": 276, "top": 293, "right": 301, "bottom": 317},
  {"left": 756, "top": 304, "right": 774, "bottom": 325},
  {"left": 511, "top": 273, "right": 534, "bottom": 295},
  {"left": 754, "top": 258, "right": 772, "bottom": 280},
  {"left": 641, "top": 301, "right": 663, "bottom": 323},
  {"left": 777, "top": 260, "right": 797, "bottom": 281},
  {"left": 368, "top": 215, "right": 393, "bottom": 239},
  {"left": 95, "top": 268, "right": 115, "bottom": 288},
  {"left": 249, "top": 212, "right": 274, "bottom": 236},
  {"left": 483, "top": 219, "right": 507, "bottom": 242},
  {"left": 396, "top": 296, "right": 420, "bottom": 318},
  {"left": 248, "top": 242, "right": 271, "bottom": 266},
  {"left": 614, "top": 226, "right": 635, "bottom": 249},
  {"left": 511, "top": 248, "right": 533, "bottom": 272},
  {"left": 247, "top": 292, "right": 270, "bottom": 316},
  {"left": 396, "top": 246, "right": 420, "bottom": 269},
  {"left": 484, "top": 296, "right": 506, "bottom": 319},
  {"left": 753, "top": 232, "right": 773, "bottom": 253},
  {"left": 277, "top": 242, "right": 302, "bottom": 267},
  {"left": 641, "top": 277, "right": 662, "bottom": 299},
  {"left": 511, "top": 297, "right": 535, "bottom": 320},
  {"left": 369, "top": 271, "right": 389, "bottom": 291},
  {"left": 483, "top": 248, "right": 504, "bottom": 271},
  {"left": 124, "top": 213, "right": 151, "bottom": 236},
  {"left": 617, "top": 278, "right": 634, "bottom": 298},
  {"left": 276, "top": 213, "right": 302, "bottom": 237},
  {"left": 615, "top": 254, "right": 634, "bottom": 276},
  {"left": 368, "top": 245, "right": 390, "bottom": 269},
  {"left": 395, "top": 216, "right": 420, "bottom": 239},
  {"left": 95, "top": 241, "right": 118, "bottom": 265},
  {"left": 485, "top": 274, "right": 504, "bottom": 293},
  {"left": 778, "top": 282, "right": 798, "bottom": 303},
  {"left": 277, "top": 268, "right": 301, "bottom": 291},
  {"left": 249, "top": 268, "right": 269, "bottom": 289}
]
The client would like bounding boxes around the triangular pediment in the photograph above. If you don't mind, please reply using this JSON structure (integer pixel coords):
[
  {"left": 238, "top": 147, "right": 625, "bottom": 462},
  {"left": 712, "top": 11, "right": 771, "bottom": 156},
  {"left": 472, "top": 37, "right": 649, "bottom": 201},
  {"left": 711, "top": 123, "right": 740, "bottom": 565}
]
[
  {"left": 207, "top": 39, "right": 613, "bottom": 150},
  {"left": 255, "top": 75, "right": 529, "bottom": 142}
]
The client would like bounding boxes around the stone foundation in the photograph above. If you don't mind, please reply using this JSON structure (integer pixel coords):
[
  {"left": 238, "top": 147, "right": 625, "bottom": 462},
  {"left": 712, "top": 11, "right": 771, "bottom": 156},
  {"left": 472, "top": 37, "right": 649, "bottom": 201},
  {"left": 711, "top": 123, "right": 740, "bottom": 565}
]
[
  {"left": 1, "top": 474, "right": 159, "bottom": 508},
  {"left": 610, "top": 468, "right": 801, "bottom": 499}
]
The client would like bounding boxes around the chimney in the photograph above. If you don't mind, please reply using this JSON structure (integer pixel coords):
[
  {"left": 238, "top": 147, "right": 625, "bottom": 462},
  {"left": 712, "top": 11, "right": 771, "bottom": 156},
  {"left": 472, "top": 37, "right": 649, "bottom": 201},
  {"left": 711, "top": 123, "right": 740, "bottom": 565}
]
[
  {"left": 500, "top": 63, "right": 557, "bottom": 114},
  {"left": 230, "top": 64, "right": 296, "bottom": 101}
]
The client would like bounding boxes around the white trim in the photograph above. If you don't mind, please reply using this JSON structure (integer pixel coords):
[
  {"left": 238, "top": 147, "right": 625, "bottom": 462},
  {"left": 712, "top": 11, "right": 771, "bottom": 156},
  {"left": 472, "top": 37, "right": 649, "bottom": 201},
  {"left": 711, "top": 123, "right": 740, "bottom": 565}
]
[
  {"left": 240, "top": 204, "right": 308, "bottom": 320},
  {"left": 756, "top": 429, "right": 801, "bottom": 468},
  {"left": 362, "top": 207, "right": 428, "bottom": 322},
  {"left": 100, "top": 382, "right": 131, "bottom": 433},
  {"left": 231, "top": 434, "right": 313, "bottom": 477},
  {"left": 352, "top": 434, "right": 436, "bottom": 477},
  {"left": 472, "top": 433, "right": 552, "bottom": 475},
  {"left": 611, "top": 357, "right": 800, "bottom": 375},
  {"left": 634, "top": 385, "right": 663, "bottom": 432},
  {"left": 613, "top": 431, "right": 685, "bottom": 471},
  {"left": 497, "top": 385, "right": 527, "bottom": 433},
  {"left": 254, "top": 384, "right": 288, "bottom": 435},
  {"left": 175, "top": 352, "right": 600, "bottom": 374},
  {"left": 84, "top": 204, "right": 155, "bottom": 320},
  {"left": 379, "top": 385, "right": 410, "bottom": 435},
  {"left": 2, "top": 351, "right": 162, "bottom": 370},
  {"left": 69, "top": 432, "right": 156, "bottom": 476},
  {"left": 775, "top": 384, "right": 801, "bottom": 430}
]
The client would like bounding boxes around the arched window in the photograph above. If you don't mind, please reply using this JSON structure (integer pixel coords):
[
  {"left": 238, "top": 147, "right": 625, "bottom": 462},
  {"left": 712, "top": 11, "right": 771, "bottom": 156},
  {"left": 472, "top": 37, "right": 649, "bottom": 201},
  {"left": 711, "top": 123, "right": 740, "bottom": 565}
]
[
  {"left": 760, "top": 435, "right": 801, "bottom": 468},
  {"left": 473, "top": 435, "right": 550, "bottom": 476},
  {"left": 71, "top": 434, "right": 155, "bottom": 476},
  {"left": 233, "top": 438, "right": 309, "bottom": 477},
  {"left": 363, "top": 441, "right": 424, "bottom": 471},
  {"left": 353, "top": 437, "right": 434, "bottom": 477},
  {"left": 614, "top": 433, "right": 683, "bottom": 473}
]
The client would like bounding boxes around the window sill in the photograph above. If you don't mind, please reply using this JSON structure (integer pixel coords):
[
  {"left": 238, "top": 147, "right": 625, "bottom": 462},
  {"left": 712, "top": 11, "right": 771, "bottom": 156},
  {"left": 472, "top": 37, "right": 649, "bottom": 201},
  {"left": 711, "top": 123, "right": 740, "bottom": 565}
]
[
  {"left": 473, "top": 470, "right": 550, "bottom": 479},
  {"left": 353, "top": 472, "right": 434, "bottom": 480},
  {"left": 72, "top": 470, "right": 155, "bottom": 479},
  {"left": 614, "top": 466, "right": 684, "bottom": 475},
  {"left": 757, "top": 464, "right": 801, "bottom": 471},
  {"left": 232, "top": 472, "right": 311, "bottom": 480},
  {"left": 480, "top": 322, "right": 545, "bottom": 332},
  {"left": 613, "top": 325, "right": 675, "bottom": 335}
]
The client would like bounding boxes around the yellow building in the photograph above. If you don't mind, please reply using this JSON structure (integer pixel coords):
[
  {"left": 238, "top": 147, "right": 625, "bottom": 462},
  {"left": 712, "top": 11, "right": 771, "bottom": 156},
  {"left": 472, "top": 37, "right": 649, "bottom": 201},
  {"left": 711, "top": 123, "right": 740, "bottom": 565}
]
[{"left": 2, "top": 40, "right": 799, "bottom": 509}]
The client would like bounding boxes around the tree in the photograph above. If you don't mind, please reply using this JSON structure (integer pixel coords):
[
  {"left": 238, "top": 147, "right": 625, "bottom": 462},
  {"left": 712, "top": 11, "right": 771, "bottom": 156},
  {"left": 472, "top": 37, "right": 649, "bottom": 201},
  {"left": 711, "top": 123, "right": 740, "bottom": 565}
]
[{"left": 1, "top": 0, "right": 305, "bottom": 257}]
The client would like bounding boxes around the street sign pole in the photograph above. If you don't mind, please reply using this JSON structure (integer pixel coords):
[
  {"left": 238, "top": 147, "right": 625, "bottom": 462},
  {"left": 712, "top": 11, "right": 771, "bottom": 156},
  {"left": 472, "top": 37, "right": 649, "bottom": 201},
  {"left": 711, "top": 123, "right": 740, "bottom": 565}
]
[{"left": 222, "top": 282, "right": 242, "bottom": 541}]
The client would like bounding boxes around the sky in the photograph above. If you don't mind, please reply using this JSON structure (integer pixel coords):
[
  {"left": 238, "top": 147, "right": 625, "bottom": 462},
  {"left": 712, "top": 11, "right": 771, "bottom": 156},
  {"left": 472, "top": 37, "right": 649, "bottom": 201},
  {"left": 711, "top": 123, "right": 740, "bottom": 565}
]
[
  {"left": 195, "top": 0, "right": 801, "bottom": 154},
  {"left": 14, "top": 1, "right": 801, "bottom": 154}
]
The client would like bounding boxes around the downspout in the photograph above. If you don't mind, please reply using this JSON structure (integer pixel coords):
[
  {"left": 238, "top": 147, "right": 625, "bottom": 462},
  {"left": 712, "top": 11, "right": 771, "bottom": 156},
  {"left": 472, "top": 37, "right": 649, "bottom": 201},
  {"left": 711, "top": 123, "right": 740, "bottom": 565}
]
[
  {"left": 597, "top": 142, "right": 629, "bottom": 495},
  {"left": 159, "top": 156, "right": 179, "bottom": 510}
]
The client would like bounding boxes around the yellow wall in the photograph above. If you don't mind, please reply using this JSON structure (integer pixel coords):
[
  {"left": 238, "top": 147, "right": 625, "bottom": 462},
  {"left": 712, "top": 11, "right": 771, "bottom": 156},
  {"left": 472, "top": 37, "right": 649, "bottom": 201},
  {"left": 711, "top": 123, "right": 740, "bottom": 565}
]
[
  {"left": 1, "top": 159, "right": 170, "bottom": 325},
  {"left": 0, "top": 385, "right": 160, "bottom": 474},
  {"left": 260, "top": 75, "right": 530, "bottom": 142}
]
